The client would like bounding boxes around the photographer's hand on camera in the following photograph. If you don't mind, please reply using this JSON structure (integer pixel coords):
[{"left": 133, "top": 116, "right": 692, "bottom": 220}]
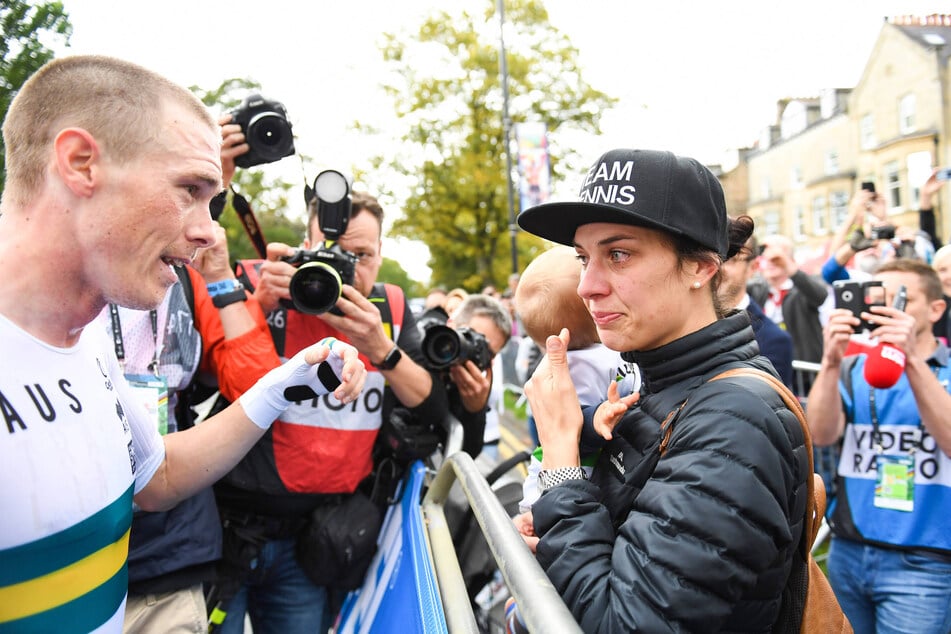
[
  {"left": 448, "top": 359, "right": 492, "bottom": 413},
  {"left": 254, "top": 242, "right": 298, "bottom": 313},
  {"left": 318, "top": 283, "right": 435, "bottom": 408},
  {"left": 218, "top": 113, "right": 249, "bottom": 190}
]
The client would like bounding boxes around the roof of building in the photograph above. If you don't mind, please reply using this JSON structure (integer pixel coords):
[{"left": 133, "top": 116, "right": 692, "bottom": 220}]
[{"left": 891, "top": 15, "right": 951, "bottom": 66}]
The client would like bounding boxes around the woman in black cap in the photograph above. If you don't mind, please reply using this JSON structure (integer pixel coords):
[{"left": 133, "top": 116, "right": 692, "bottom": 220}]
[{"left": 517, "top": 149, "right": 811, "bottom": 632}]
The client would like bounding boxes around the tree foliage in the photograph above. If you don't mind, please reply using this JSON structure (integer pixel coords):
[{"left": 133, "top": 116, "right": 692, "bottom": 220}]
[
  {"left": 0, "top": 0, "right": 72, "bottom": 192},
  {"left": 374, "top": 0, "right": 615, "bottom": 292}
]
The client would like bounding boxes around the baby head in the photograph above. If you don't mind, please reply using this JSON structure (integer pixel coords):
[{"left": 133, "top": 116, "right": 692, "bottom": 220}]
[{"left": 515, "top": 245, "right": 600, "bottom": 350}]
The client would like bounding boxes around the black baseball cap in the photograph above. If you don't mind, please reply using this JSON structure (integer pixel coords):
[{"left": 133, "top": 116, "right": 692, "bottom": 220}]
[{"left": 517, "top": 149, "right": 728, "bottom": 258}]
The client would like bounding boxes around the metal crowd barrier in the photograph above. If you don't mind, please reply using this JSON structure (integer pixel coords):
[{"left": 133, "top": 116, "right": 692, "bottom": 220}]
[{"left": 421, "top": 451, "right": 582, "bottom": 634}]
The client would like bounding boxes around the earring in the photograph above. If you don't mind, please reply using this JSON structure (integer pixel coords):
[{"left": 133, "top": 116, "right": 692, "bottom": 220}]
[{"left": 692, "top": 281, "right": 701, "bottom": 289}]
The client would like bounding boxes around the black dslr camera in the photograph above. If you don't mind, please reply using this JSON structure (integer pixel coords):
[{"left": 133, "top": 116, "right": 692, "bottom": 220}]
[
  {"left": 281, "top": 170, "right": 357, "bottom": 315},
  {"left": 230, "top": 94, "right": 296, "bottom": 168},
  {"left": 420, "top": 323, "right": 492, "bottom": 371}
]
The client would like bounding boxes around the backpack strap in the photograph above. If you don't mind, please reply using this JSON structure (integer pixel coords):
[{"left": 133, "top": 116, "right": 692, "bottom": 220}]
[{"left": 709, "top": 368, "right": 823, "bottom": 554}]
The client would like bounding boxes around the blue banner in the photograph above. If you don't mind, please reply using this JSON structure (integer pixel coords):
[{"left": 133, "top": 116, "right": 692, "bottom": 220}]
[{"left": 335, "top": 462, "right": 447, "bottom": 633}]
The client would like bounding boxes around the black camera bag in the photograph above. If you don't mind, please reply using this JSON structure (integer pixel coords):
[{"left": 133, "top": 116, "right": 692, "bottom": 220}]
[{"left": 295, "top": 491, "right": 383, "bottom": 590}]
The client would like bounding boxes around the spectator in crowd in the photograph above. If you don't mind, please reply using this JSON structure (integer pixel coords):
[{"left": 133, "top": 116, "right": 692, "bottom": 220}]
[
  {"left": 424, "top": 286, "right": 447, "bottom": 310},
  {"left": 749, "top": 233, "right": 830, "bottom": 367},
  {"left": 821, "top": 187, "right": 888, "bottom": 285},
  {"left": 718, "top": 234, "right": 795, "bottom": 388},
  {"left": 510, "top": 245, "right": 639, "bottom": 545},
  {"left": 444, "top": 287, "right": 469, "bottom": 317},
  {"left": 0, "top": 55, "right": 366, "bottom": 634},
  {"left": 917, "top": 167, "right": 948, "bottom": 249},
  {"left": 213, "top": 178, "right": 447, "bottom": 633},
  {"left": 806, "top": 258, "right": 951, "bottom": 634},
  {"left": 932, "top": 244, "right": 951, "bottom": 344},
  {"left": 431, "top": 293, "right": 511, "bottom": 458},
  {"left": 482, "top": 284, "right": 500, "bottom": 299},
  {"left": 514, "top": 148, "right": 809, "bottom": 631}
]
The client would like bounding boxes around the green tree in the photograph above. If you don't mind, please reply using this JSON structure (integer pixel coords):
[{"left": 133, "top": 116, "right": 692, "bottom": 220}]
[
  {"left": 0, "top": 0, "right": 72, "bottom": 192},
  {"left": 372, "top": 0, "right": 615, "bottom": 292},
  {"left": 379, "top": 257, "right": 425, "bottom": 298},
  {"left": 191, "top": 78, "right": 305, "bottom": 262}
]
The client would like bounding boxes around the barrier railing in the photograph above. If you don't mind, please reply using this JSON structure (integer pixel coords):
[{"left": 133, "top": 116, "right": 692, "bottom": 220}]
[{"left": 421, "top": 452, "right": 582, "bottom": 634}]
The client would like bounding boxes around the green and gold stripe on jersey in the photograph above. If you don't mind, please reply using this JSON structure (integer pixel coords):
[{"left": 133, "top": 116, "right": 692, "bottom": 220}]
[{"left": 0, "top": 485, "right": 133, "bottom": 633}]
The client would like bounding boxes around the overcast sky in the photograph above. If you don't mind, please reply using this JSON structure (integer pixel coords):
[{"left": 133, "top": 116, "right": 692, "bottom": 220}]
[{"left": 55, "top": 0, "right": 947, "bottom": 282}]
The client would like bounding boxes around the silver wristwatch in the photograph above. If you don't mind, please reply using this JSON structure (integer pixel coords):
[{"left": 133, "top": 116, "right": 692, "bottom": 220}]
[{"left": 538, "top": 466, "right": 587, "bottom": 492}]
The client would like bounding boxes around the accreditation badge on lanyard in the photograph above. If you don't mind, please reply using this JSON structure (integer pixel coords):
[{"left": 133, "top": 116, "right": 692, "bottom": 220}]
[
  {"left": 869, "top": 387, "right": 918, "bottom": 512},
  {"left": 874, "top": 453, "right": 915, "bottom": 511},
  {"left": 125, "top": 374, "right": 170, "bottom": 436},
  {"left": 110, "top": 304, "right": 169, "bottom": 435}
]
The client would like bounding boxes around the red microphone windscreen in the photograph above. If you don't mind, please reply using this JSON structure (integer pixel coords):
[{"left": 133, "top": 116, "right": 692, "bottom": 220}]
[{"left": 863, "top": 343, "right": 905, "bottom": 389}]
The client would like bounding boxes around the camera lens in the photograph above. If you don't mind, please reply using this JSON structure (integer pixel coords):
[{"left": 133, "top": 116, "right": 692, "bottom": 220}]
[
  {"left": 288, "top": 262, "right": 342, "bottom": 315},
  {"left": 246, "top": 112, "right": 294, "bottom": 162},
  {"left": 422, "top": 325, "right": 461, "bottom": 370}
]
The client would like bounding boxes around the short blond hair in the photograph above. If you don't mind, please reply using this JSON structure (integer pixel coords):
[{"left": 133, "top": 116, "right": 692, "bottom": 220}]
[
  {"left": 2, "top": 55, "right": 215, "bottom": 205},
  {"left": 515, "top": 246, "right": 599, "bottom": 350}
]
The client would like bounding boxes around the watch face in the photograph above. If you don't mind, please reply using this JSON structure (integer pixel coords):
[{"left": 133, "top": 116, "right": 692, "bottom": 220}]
[{"left": 378, "top": 346, "right": 401, "bottom": 370}]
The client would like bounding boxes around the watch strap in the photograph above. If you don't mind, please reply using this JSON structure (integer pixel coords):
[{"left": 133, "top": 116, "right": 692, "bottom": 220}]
[
  {"left": 538, "top": 466, "right": 587, "bottom": 491},
  {"left": 373, "top": 345, "right": 402, "bottom": 370},
  {"left": 212, "top": 288, "right": 247, "bottom": 309}
]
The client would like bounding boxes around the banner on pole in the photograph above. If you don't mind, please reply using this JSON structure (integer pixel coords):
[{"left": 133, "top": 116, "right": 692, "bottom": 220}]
[{"left": 514, "top": 122, "right": 551, "bottom": 211}]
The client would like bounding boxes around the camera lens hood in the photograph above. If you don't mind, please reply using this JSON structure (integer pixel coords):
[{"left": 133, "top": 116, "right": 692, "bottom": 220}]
[{"left": 289, "top": 261, "right": 343, "bottom": 315}]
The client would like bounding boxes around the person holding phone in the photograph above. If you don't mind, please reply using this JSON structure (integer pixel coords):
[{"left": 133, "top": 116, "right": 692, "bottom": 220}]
[{"left": 807, "top": 258, "right": 951, "bottom": 633}]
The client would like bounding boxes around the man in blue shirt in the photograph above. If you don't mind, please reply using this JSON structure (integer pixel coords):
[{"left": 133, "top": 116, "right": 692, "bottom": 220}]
[{"left": 807, "top": 258, "right": 951, "bottom": 634}]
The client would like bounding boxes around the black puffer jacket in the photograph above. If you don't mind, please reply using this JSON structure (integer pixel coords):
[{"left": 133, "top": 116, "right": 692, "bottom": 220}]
[{"left": 533, "top": 312, "right": 810, "bottom": 633}]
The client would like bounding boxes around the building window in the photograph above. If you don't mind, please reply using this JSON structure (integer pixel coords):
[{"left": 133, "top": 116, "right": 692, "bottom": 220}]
[
  {"left": 760, "top": 177, "right": 771, "bottom": 200},
  {"left": 790, "top": 166, "right": 803, "bottom": 189},
  {"left": 885, "top": 161, "right": 902, "bottom": 211},
  {"left": 794, "top": 206, "right": 806, "bottom": 238},
  {"left": 861, "top": 114, "right": 876, "bottom": 149},
  {"left": 899, "top": 93, "right": 916, "bottom": 135},
  {"left": 824, "top": 150, "right": 839, "bottom": 176},
  {"left": 830, "top": 191, "right": 849, "bottom": 228},
  {"left": 907, "top": 151, "right": 932, "bottom": 209},
  {"left": 812, "top": 196, "right": 828, "bottom": 235},
  {"left": 764, "top": 210, "right": 781, "bottom": 236}
]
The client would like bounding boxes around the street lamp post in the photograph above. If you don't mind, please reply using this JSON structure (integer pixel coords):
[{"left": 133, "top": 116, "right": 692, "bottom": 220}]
[{"left": 498, "top": 0, "right": 518, "bottom": 276}]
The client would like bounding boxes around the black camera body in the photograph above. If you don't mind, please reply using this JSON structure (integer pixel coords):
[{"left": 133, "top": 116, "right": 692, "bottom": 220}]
[
  {"left": 230, "top": 94, "right": 296, "bottom": 168},
  {"left": 421, "top": 324, "right": 492, "bottom": 372},
  {"left": 870, "top": 224, "right": 896, "bottom": 241},
  {"left": 833, "top": 280, "right": 885, "bottom": 332},
  {"left": 281, "top": 170, "right": 355, "bottom": 315}
]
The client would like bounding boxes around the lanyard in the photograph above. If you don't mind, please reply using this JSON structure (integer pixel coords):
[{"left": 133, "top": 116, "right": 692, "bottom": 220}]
[{"left": 108, "top": 304, "right": 161, "bottom": 375}]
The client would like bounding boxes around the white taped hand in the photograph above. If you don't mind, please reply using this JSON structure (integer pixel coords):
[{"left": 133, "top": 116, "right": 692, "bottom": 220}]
[{"left": 239, "top": 337, "right": 347, "bottom": 429}]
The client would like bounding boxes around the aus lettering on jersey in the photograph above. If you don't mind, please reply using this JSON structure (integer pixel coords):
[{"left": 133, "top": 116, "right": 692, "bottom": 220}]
[
  {"left": 579, "top": 160, "right": 636, "bottom": 206},
  {"left": 0, "top": 379, "right": 83, "bottom": 433},
  {"left": 840, "top": 423, "right": 948, "bottom": 484}
]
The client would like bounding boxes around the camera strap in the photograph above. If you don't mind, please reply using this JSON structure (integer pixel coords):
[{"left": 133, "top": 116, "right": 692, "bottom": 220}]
[{"left": 220, "top": 187, "right": 268, "bottom": 259}]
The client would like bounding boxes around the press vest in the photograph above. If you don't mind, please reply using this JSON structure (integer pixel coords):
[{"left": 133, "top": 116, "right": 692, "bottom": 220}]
[
  {"left": 830, "top": 351, "right": 951, "bottom": 554},
  {"left": 220, "top": 260, "right": 406, "bottom": 511}
]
